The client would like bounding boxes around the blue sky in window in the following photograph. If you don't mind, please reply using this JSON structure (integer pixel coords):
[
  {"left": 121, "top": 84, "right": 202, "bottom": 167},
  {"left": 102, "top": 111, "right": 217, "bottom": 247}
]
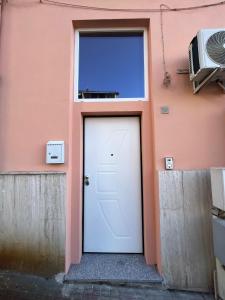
[{"left": 78, "top": 33, "right": 145, "bottom": 98}]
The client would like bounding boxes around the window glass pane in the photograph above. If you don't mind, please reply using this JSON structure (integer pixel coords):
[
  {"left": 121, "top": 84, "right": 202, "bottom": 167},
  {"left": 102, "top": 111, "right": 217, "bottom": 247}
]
[{"left": 78, "top": 31, "right": 145, "bottom": 99}]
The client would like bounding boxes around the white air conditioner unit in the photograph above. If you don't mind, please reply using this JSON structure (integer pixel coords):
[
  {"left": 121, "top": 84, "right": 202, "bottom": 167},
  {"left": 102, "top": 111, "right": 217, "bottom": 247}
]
[{"left": 189, "top": 29, "right": 225, "bottom": 93}]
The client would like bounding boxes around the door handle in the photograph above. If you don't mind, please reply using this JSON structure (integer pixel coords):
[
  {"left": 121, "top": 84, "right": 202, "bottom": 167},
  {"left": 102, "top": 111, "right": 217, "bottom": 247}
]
[{"left": 84, "top": 176, "right": 90, "bottom": 186}]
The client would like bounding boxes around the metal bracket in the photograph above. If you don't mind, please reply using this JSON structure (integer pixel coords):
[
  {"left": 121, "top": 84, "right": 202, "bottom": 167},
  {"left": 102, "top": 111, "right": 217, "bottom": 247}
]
[
  {"left": 193, "top": 68, "right": 220, "bottom": 94},
  {"left": 217, "top": 80, "right": 225, "bottom": 93},
  {"left": 176, "top": 68, "right": 189, "bottom": 74},
  {"left": 212, "top": 207, "right": 225, "bottom": 218}
]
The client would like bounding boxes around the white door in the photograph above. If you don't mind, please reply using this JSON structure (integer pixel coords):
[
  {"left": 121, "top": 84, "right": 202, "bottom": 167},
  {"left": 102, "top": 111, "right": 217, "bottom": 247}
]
[{"left": 84, "top": 117, "right": 143, "bottom": 253}]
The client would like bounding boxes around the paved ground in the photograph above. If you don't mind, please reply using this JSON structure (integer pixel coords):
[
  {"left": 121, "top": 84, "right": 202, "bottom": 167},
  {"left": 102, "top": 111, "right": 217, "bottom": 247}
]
[{"left": 0, "top": 270, "right": 214, "bottom": 300}]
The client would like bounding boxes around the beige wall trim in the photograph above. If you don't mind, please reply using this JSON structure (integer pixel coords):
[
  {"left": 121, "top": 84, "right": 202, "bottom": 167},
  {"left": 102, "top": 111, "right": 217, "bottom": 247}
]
[
  {"left": 159, "top": 170, "right": 214, "bottom": 292},
  {"left": 0, "top": 173, "right": 66, "bottom": 276}
]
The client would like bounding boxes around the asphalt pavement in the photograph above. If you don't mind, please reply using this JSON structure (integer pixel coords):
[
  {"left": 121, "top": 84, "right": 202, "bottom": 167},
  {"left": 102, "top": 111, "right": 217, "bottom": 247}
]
[{"left": 0, "top": 270, "right": 215, "bottom": 300}]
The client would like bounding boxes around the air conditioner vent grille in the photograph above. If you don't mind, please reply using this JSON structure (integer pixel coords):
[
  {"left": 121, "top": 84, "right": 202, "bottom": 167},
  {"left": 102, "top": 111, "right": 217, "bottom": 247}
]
[
  {"left": 206, "top": 31, "right": 225, "bottom": 66},
  {"left": 189, "top": 47, "right": 193, "bottom": 75}
]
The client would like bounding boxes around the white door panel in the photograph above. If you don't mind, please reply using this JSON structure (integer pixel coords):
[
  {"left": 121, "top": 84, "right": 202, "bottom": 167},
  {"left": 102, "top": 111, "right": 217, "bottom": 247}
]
[{"left": 84, "top": 117, "right": 143, "bottom": 253}]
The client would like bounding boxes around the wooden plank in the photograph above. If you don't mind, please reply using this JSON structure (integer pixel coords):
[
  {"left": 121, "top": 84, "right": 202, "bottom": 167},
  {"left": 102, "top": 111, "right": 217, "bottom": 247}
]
[
  {"left": 159, "top": 170, "right": 214, "bottom": 291},
  {"left": 0, "top": 173, "right": 66, "bottom": 275}
]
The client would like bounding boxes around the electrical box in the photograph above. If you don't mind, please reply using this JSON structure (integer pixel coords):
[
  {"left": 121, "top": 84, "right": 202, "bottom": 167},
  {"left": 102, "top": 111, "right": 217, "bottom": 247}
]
[
  {"left": 165, "top": 157, "right": 174, "bottom": 170},
  {"left": 46, "top": 141, "right": 64, "bottom": 164},
  {"left": 160, "top": 106, "right": 170, "bottom": 114}
]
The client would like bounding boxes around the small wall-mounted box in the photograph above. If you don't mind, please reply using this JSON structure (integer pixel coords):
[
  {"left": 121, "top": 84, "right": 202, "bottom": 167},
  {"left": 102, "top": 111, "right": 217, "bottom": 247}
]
[{"left": 46, "top": 141, "right": 64, "bottom": 164}]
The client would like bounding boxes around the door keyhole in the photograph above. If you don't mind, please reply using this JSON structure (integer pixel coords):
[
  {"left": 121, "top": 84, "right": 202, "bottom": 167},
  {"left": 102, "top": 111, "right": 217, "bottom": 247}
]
[{"left": 84, "top": 176, "right": 89, "bottom": 186}]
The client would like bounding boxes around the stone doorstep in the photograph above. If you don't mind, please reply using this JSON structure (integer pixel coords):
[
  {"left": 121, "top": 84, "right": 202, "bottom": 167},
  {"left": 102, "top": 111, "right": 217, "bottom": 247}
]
[
  {"left": 63, "top": 277, "right": 164, "bottom": 289},
  {"left": 64, "top": 254, "right": 163, "bottom": 285}
]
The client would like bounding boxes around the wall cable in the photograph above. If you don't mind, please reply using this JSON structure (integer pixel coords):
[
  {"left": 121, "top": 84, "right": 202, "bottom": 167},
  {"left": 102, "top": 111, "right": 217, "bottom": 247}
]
[
  {"left": 6, "top": 0, "right": 225, "bottom": 86},
  {"left": 160, "top": 4, "right": 171, "bottom": 87},
  {"left": 39, "top": 0, "right": 225, "bottom": 13},
  {"left": 38, "top": 0, "right": 225, "bottom": 87}
]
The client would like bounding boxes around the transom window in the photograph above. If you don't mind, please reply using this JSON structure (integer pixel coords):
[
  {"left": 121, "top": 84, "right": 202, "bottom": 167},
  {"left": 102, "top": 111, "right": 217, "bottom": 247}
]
[{"left": 74, "top": 28, "right": 148, "bottom": 102}]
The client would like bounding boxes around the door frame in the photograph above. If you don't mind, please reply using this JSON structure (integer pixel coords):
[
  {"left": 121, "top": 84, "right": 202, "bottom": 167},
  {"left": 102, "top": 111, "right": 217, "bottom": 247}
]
[
  {"left": 66, "top": 101, "right": 157, "bottom": 271},
  {"left": 82, "top": 116, "right": 144, "bottom": 253}
]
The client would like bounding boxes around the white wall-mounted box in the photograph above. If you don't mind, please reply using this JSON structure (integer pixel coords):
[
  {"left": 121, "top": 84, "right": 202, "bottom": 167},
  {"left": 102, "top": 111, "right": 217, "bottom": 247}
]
[
  {"left": 46, "top": 141, "right": 64, "bottom": 164},
  {"left": 210, "top": 168, "right": 225, "bottom": 211}
]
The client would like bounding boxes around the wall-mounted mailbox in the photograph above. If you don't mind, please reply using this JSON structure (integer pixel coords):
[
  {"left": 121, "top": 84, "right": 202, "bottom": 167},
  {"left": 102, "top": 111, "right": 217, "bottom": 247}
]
[{"left": 46, "top": 141, "right": 64, "bottom": 164}]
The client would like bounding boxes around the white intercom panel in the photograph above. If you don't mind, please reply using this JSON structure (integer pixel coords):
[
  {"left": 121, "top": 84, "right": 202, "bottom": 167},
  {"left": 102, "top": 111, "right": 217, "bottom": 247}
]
[
  {"left": 46, "top": 141, "right": 64, "bottom": 164},
  {"left": 165, "top": 157, "right": 174, "bottom": 170}
]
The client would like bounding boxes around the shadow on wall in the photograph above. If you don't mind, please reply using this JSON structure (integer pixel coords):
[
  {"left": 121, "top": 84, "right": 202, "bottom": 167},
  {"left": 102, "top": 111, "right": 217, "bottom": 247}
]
[{"left": 0, "top": 246, "right": 65, "bottom": 276}]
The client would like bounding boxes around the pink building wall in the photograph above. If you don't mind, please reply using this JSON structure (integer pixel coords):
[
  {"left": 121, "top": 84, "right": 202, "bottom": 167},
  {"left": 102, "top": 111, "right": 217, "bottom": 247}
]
[
  {"left": 0, "top": 0, "right": 224, "bottom": 172},
  {"left": 0, "top": 0, "right": 225, "bottom": 275}
]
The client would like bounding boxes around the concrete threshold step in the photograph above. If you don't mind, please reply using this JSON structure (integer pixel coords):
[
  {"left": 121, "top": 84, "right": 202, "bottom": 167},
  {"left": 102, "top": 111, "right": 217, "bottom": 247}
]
[
  {"left": 63, "top": 279, "right": 164, "bottom": 290},
  {"left": 64, "top": 254, "right": 163, "bottom": 288}
]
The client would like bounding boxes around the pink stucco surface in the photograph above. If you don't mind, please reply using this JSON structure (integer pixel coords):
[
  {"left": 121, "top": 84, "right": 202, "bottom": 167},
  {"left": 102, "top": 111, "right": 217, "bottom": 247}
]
[
  {"left": 0, "top": 0, "right": 224, "bottom": 171},
  {"left": 0, "top": 0, "right": 225, "bottom": 272}
]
